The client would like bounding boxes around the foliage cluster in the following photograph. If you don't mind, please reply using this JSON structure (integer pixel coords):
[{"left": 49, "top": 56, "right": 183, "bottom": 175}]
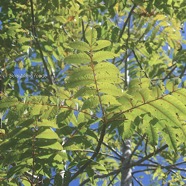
[{"left": 0, "top": 0, "right": 186, "bottom": 185}]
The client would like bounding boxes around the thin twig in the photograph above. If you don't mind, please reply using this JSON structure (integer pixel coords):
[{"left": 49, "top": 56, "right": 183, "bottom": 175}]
[
  {"left": 137, "top": 163, "right": 158, "bottom": 168},
  {"left": 108, "top": 171, "right": 120, "bottom": 186},
  {"left": 179, "top": 64, "right": 186, "bottom": 79},
  {"left": 129, "top": 134, "right": 146, "bottom": 162},
  {"left": 132, "top": 49, "right": 149, "bottom": 79},
  {"left": 132, "top": 174, "right": 144, "bottom": 186},
  {"left": 132, "top": 168, "right": 155, "bottom": 175},
  {"left": 102, "top": 142, "right": 123, "bottom": 159},
  {"left": 167, "top": 169, "right": 186, "bottom": 180},
  {"left": 162, "top": 64, "right": 177, "bottom": 82},
  {"left": 69, "top": 123, "right": 107, "bottom": 182},
  {"left": 130, "top": 144, "right": 168, "bottom": 167},
  {"left": 61, "top": 25, "right": 75, "bottom": 42},
  {"left": 67, "top": 149, "right": 121, "bottom": 160}
]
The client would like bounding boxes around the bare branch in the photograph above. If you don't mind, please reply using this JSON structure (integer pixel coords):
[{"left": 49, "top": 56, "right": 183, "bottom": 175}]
[
  {"left": 132, "top": 168, "right": 155, "bottom": 175},
  {"left": 132, "top": 174, "right": 144, "bottom": 186}
]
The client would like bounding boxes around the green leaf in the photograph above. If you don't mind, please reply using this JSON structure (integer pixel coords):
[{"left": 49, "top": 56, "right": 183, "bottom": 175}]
[
  {"left": 44, "top": 45, "right": 53, "bottom": 51},
  {"left": 166, "top": 78, "right": 180, "bottom": 92},
  {"left": 92, "top": 40, "right": 111, "bottom": 51},
  {"left": 66, "top": 66, "right": 94, "bottom": 88},
  {"left": 95, "top": 62, "right": 122, "bottom": 83},
  {"left": 118, "top": 87, "right": 186, "bottom": 151},
  {"left": 0, "top": 129, "right": 5, "bottom": 137},
  {"left": 98, "top": 83, "right": 122, "bottom": 96},
  {"left": 142, "top": 115, "right": 158, "bottom": 146},
  {"left": 85, "top": 28, "right": 97, "bottom": 44},
  {"left": 37, "top": 119, "right": 58, "bottom": 128},
  {"left": 0, "top": 97, "right": 18, "bottom": 109},
  {"left": 22, "top": 180, "right": 31, "bottom": 186},
  {"left": 41, "top": 106, "right": 58, "bottom": 119},
  {"left": 69, "top": 41, "right": 90, "bottom": 51},
  {"left": 36, "top": 129, "right": 59, "bottom": 139},
  {"left": 122, "top": 120, "right": 135, "bottom": 139},
  {"left": 64, "top": 53, "right": 90, "bottom": 64},
  {"left": 172, "top": 89, "right": 186, "bottom": 105},
  {"left": 101, "top": 95, "right": 121, "bottom": 106},
  {"left": 74, "top": 86, "right": 97, "bottom": 98},
  {"left": 163, "top": 125, "right": 177, "bottom": 152},
  {"left": 18, "top": 37, "right": 31, "bottom": 43},
  {"left": 93, "top": 51, "right": 115, "bottom": 62},
  {"left": 30, "top": 104, "right": 43, "bottom": 116},
  {"left": 37, "top": 140, "right": 62, "bottom": 150},
  {"left": 82, "top": 96, "right": 99, "bottom": 110},
  {"left": 7, "top": 165, "right": 30, "bottom": 178}
]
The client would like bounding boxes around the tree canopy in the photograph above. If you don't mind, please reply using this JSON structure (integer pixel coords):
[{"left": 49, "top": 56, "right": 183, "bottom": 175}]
[{"left": 0, "top": 0, "right": 186, "bottom": 185}]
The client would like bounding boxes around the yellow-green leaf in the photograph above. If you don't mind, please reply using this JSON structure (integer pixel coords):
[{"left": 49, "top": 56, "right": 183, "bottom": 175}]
[
  {"left": 36, "top": 129, "right": 59, "bottom": 139},
  {"left": 64, "top": 53, "right": 90, "bottom": 64}
]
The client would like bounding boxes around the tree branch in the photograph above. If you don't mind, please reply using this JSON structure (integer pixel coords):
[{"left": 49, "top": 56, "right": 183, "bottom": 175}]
[
  {"left": 118, "top": 4, "right": 137, "bottom": 42},
  {"left": 162, "top": 64, "right": 177, "bottom": 82},
  {"left": 132, "top": 168, "right": 155, "bottom": 175},
  {"left": 130, "top": 144, "right": 168, "bottom": 167},
  {"left": 132, "top": 49, "right": 149, "bottom": 79},
  {"left": 132, "top": 174, "right": 143, "bottom": 186},
  {"left": 69, "top": 51, "right": 108, "bottom": 183},
  {"left": 108, "top": 172, "right": 120, "bottom": 186},
  {"left": 179, "top": 64, "right": 186, "bottom": 79},
  {"left": 128, "top": 134, "right": 146, "bottom": 162},
  {"left": 29, "top": 0, "right": 54, "bottom": 85},
  {"left": 79, "top": 169, "right": 121, "bottom": 186},
  {"left": 69, "top": 123, "right": 107, "bottom": 182},
  {"left": 102, "top": 141, "right": 123, "bottom": 159}
]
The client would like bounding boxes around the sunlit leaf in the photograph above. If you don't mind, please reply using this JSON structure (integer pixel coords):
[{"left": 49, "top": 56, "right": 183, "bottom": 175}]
[
  {"left": 93, "top": 51, "right": 115, "bottom": 62},
  {"left": 69, "top": 41, "right": 90, "bottom": 51},
  {"left": 64, "top": 53, "right": 90, "bottom": 64},
  {"left": 36, "top": 129, "right": 59, "bottom": 139}
]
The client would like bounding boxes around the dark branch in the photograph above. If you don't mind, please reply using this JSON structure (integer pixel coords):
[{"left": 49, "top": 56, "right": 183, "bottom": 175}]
[
  {"left": 118, "top": 4, "right": 137, "bottom": 42},
  {"left": 132, "top": 168, "right": 155, "bottom": 175},
  {"left": 102, "top": 141, "right": 123, "bottom": 159},
  {"left": 29, "top": 0, "right": 54, "bottom": 85},
  {"left": 130, "top": 144, "right": 168, "bottom": 167},
  {"left": 163, "top": 64, "right": 177, "bottom": 82},
  {"left": 69, "top": 55, "right": 108, "bottom": 182},
  {"left": 69, "top": 123, "right": 107, "bottom": 182},
  {"left": 179, "top": 64, "right": 186, "bottom": 79},
  {"left": 132, "top": 49, "right": 149, "bottom": 79},
  {"left": 132, "top": 174, "right": 144, "bottom": 186},
  {"left": 129, "top": 134, "right": 146, "bottom": 162},
  {"left": 79, "top": 169, "right": 121, "bottom": 186},
  {"left": 108, "top": 172, "right": 119, "bottom": 186}
]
